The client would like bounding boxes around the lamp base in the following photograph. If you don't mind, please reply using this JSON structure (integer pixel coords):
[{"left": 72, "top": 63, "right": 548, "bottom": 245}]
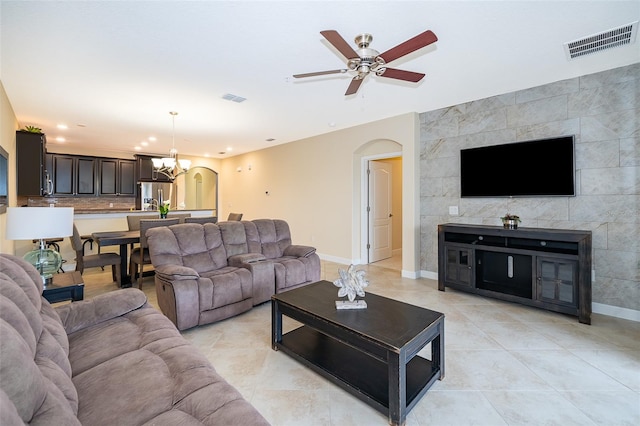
[{"left": 23, "top": 247, "right": 62, "bottom": 288}]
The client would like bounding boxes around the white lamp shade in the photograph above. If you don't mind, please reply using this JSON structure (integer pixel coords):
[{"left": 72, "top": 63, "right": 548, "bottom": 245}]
[
  {"left": 162, "top": 157, "right": 176, "bottom": 169},
  {"left": 6, "top": 207, "right": 74, "bottom": 240},
  {"left": 151, "top": 158, "right": 164, "bottom": 168},
  {"left": 178, "top": 159, "right": 191, "bottom": 170}
]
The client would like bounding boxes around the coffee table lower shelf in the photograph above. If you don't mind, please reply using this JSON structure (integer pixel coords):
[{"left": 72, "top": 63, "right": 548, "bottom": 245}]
[{"left": 277, "top": 325, "right": 440, "bottom": 417}]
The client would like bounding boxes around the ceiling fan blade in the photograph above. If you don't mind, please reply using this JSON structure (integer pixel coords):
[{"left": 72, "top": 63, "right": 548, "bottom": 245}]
[
  {"left": 345, "top": 77, "right": 364, "bottom": 95},
  {"left": 320, "top": 30, "right": 359, "bottom": 60},
  {"left": 379, "top": 30, "right": 438, "bottom": 63},
  {"left": 378, "top": 68, "right": 425, "bottom": 83},
  {"left": 293, "top": 69, "right": 348, "bottom": 78}
]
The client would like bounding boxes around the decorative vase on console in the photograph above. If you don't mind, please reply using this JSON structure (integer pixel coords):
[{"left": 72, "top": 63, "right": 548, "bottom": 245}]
[{"left": 501, "top": 213, "right": 521, "bottom": 229}]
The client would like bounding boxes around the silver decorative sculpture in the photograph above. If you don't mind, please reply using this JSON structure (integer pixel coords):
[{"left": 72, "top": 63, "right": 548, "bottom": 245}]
[{"left": 333, "top": 264, "right": 369, "bottom": 309}]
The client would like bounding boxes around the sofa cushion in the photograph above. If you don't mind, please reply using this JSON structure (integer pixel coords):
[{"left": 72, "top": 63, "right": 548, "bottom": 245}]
[
  {"left": 250, "top": 219, "right": 293, "bottom": 259},
  {"left": 148, "top": 223, "right": 229, "bottom": 274},
  {"left": 219, "top": 221, "right": 250, "bottom": 256},
  {"left": 199, "top": 267, "right": 253, "bottom": 310},
  {"left": 0, "top": 255, "right": 79, "bottom": 424}
]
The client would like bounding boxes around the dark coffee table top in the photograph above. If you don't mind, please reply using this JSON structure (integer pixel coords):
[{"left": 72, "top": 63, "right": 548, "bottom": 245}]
[{"left": 273, "top": 280, "right": 444, "bottom": 350}]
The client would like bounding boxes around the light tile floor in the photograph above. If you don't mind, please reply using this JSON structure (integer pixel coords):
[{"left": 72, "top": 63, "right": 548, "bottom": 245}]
[{"left": 78, "top": 255, "right": 640, "bottom": 426}]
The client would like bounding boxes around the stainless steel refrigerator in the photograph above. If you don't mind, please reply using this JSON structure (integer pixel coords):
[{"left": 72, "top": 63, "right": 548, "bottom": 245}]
[{"left": 139, "top": 182, "right": 173, "bottom": 211}]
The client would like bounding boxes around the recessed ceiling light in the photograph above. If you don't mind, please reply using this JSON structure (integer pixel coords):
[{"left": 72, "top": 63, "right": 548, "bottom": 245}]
[
  {"left": 148, "top": 136, "right": 156, "bottom": 142},
  {"left": 140, "top": 141, "right": 148, "bottom": 147},
  {"left": 55, "top": 137, "right": 65, "bottom": 142},
  {"left": 222, "top": 93, "right": 247, "bottom": 103},
  {"left": 57, "top": 124, "right": 68, "bottom": 130},
  {"left": 226, "top": 147, "right": 232, "bottom": 151},
  {"left": 134, "top": 146, "right": 142, "bottom": 151}
]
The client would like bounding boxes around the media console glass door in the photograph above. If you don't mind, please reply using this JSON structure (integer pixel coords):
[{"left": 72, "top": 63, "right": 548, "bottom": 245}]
[{"left": 537, "top": 257, "right": 578, "bottom": 307}]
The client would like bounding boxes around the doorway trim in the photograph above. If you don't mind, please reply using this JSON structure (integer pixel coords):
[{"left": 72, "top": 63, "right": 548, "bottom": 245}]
[{"left": 360, "top": 151, "right": 402, "bottom": 266}]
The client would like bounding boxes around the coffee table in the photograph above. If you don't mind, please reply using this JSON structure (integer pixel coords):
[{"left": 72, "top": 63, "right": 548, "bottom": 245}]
[{"left": 272, "top": 280, "right": 444, "bottom": 426}]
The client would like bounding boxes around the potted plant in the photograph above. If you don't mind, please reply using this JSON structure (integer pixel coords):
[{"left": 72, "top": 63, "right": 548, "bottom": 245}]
[
  {"left": 22, "top": 125, "right": 42, "bottom": 133},
  {"left": 158, "top": 200, "right": 170, "bottom": 219},
  {"left": 501, "top": 213, "right": 521, "bottom": 229}
]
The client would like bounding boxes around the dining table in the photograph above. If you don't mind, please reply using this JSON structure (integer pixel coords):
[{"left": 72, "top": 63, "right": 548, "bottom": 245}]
[{"left": 91, "top": 230, "right": 139, "bottom": 288}]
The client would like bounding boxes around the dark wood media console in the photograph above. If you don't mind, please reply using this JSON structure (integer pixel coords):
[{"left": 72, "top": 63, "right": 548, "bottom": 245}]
[{"left": 438, "top": 223, "right": 592, "bottom": 324}]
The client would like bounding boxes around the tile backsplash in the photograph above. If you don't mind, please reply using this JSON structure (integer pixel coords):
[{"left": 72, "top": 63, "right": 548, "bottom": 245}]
[{"left": 18, "top": 196, "right": 136, "bottom": 211}]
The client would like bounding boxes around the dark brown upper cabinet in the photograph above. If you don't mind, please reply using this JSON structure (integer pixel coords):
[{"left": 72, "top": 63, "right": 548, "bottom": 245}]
[
  {"left": 47, "top": 154, "right": 97, "bottom": 196},
  {"left": 16, "top": 131, "right": 50, "bottom": 196},
  {"left": 99, "top": 159, "right": 135, "bottom": 196}
]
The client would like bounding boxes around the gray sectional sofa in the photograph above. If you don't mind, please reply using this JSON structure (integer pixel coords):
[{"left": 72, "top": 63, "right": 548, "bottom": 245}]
[
  {"left": 146, "top": 219, "right": 321, "bottom": 330},
  {"left": 0, "top": 254, "right": 269, "bottom": 425}
]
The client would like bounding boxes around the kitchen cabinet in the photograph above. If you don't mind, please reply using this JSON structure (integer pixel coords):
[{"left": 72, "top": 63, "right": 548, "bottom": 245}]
[
  {"left": 135, "top": 154, "right": 171, "bottom": 182},
  {"left": 438, "top": 223, "right": 592, "bottom": 324},
  {"left": 16, "top": 131, "right": 50, "bottom": 196},
  {"left": 47, "top": 154, "right": 96, "bottom": 196},
  {"left": 99, "top": 159, "right": 135, "bottom": 196}
]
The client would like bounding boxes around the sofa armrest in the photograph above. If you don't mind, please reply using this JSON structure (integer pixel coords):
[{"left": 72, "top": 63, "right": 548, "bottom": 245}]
[
  {"left": 55, "top": 288, "right": 147, "bottom": 334},
  {"left": 228, "top": 253, "right": 266, "bottom": 267},
  {"left": 155, "top": 264, "right": 200, "bottom": 281},
  {"left": 284, "top": 244, "right": 317, "bottom": 258}
]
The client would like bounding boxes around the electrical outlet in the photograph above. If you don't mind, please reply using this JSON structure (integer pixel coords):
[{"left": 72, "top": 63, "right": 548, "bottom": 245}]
[
  {"left": 49, "top": 203, "right": 55, "bottom": 208},
  {"left": 109, "top": 203, "right": 113, "bottom": 208}
]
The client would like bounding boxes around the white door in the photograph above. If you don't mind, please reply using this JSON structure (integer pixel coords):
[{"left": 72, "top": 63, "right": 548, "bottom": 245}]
[{"left": 368, "top": 161, "right": 392, "bottom": 263}]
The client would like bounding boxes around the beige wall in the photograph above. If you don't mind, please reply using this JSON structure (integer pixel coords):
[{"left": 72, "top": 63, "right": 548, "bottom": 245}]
[
  {"left": 0, "top": 82, "right": 18, "bottom": 254},
  {"left": 217, "top": 112, "right": 420, "bottom": 275},
  {"left": 389, "top": 157, "right": 403, "bottom": 251}
]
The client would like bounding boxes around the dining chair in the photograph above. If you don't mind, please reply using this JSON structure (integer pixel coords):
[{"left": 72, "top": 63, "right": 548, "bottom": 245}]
[
  {"left": 126, "top": 214, "right": 158, "bottom": 252},
  {"left": 69, "top": 224, "right": 121, "bottom": 281},
  {"left": 129, "top": 218, "right": 180, "bottom": 289},
  {"left": 166, "top": 212, "right": 191, "bottom": 223},
  {"left": 227, "top": 212, "right": 243, "bottom": 221},
  {"left": 184, "top": 216, "right": 218, "bottom": 224}
]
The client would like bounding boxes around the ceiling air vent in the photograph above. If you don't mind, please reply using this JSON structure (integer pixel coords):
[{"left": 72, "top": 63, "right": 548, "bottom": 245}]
[
  {"left": 564, "top": 21, "right": 638, "bottom": 60},
  {"left": 222, "top": 93, "right": 247, "bottom": 103}
]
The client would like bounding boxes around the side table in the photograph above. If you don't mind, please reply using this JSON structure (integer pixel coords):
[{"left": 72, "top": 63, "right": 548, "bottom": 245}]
[{"left": 43, "top": 271, "right": 85, "bottom": 303}]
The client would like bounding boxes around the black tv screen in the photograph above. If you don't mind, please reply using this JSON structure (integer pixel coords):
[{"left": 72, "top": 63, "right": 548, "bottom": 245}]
[{"left": 460, "top": 136, "right": 575, "bottom": 197}]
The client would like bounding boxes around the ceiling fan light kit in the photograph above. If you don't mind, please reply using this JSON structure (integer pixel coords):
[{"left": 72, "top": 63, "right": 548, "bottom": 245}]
[{"left": 294, "top": 29, "right": 438, "bottom": 95}]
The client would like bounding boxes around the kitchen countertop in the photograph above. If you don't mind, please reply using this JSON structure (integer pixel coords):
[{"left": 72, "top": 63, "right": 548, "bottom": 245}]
[{"left": 73, "top": 209, "right": 215, "bottom": 217}]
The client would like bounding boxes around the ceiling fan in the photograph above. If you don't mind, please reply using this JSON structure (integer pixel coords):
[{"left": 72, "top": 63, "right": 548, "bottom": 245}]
[{"left": 293, "top": 29, "right": 438, "bottom": 96}]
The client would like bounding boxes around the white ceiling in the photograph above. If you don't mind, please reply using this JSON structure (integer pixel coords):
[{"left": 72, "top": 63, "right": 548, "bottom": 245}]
[{"left": 1, "top": 1, "right": 639, "bottom": 159}]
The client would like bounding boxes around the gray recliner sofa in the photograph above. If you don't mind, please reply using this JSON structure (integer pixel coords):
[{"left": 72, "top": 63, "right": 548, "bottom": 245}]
[
  {"left": 0, "top": 254, "right": 269, "bottom": 426},
  {"left": 146, "top": 219, "right": 321, "bottom": 331}
]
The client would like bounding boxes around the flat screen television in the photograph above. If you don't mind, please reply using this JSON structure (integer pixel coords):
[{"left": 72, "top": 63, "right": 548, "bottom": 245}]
[{"left": 460, "top": 136, "right": 575, "bottom": 197}]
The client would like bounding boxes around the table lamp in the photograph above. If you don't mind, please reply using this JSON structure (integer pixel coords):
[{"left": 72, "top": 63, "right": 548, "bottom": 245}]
[{"left": 6, "top": 207, "right": 74, "bottom": 286}]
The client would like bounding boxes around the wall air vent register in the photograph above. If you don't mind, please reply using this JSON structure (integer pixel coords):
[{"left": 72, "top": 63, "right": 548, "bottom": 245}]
[{"left": 564, "top": 21, "right": 638, "bottom": 59}]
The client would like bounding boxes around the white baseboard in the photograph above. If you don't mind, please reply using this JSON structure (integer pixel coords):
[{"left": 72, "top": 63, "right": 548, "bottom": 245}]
[
  {"left": 317, "top": 253, "right": 354, "bottom": 266},
  {"left": 593, "top": 303, "right": 640, "bottom": 323},
  {"left": 402, "top": 270, "right": 419, "bottom": 279},
  {"left": 420, "top": 270, "right": 438, "bottom": 280}
]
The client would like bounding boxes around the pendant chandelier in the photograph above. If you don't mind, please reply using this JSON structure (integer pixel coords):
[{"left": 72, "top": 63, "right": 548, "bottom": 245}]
[{"left": 152, "top": 111, "right": 191, "bottom": 181}]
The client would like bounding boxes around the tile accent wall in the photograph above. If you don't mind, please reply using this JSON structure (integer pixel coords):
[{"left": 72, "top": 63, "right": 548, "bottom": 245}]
[{"left": 420, "top": 63, "right": 639, "bottom": 311}]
